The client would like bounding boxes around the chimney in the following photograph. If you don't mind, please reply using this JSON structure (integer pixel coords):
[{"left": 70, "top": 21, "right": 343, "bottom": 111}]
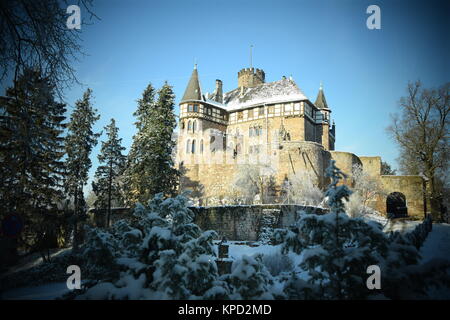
[{"left": 214, "top": 79, "right": 223, "bottom": 103}]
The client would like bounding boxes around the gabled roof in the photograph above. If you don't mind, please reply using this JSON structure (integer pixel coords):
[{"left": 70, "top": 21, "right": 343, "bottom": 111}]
[
  {"left": 314, "top": 84, "right": 328, "bottom": 109},
  {"left": 223, "top": 78, "right": 308, "bottom": 111},
  {"left": 181, "top": 66, "right": 203, "bottom": 102}
]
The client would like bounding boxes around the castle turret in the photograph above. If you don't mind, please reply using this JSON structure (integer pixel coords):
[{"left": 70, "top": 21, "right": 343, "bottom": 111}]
[
  {"left": 315, "top": 83, "right": 334, "bottom": 150},
  {"left": 238, "top": 67, "right": 265, "bottom": 89},
  {"left": 181, "top": 64, "right": 202, "bottom": 102}
]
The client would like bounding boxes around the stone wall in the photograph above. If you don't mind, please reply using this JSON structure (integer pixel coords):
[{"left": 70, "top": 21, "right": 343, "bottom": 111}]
[
  {"left": 377, "top": 175, "right": 426, "bottom": 219},
  {"left": 191, "top": 204, "right": 327, "bottom": 241},
  {"left": 329, "top": 151, "right": 362, "bottom": 186},
  {"left": 359, "top": 156, "right": 381, "bottom": 178}
]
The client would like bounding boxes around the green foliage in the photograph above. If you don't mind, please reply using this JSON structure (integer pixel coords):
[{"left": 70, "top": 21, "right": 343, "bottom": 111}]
[
  {"left": 123, "top": 83, "right": 179, "bottom": 205},
  {"left": 77, "top": 194, "right": 222, "bottom": 299},
  {"left": 0, "top": 68, "right": 67, "bottom": 251},
  {"left": 92, "top": 118, "right": 126, "bottom": 226},
  {"left": 65, "top": 88, "right": 100, "bottom": 249}
]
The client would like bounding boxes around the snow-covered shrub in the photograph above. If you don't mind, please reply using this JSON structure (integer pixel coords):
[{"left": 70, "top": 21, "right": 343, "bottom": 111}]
[
  {"left": 345, "top": 192, "right": 367, "bottom": 218},
  {"left": 75, "top": 193, "right": 225, "bottom": 300},
  {"left": 260, "top": 251, "right": 293, "bottom": 276},
  {"left": 81, "top": 226, "right": 121, "bottom": 280},
  {"left": 232, "top": 164, "right": 277, "bottom": 204},
  {"left": 281, "top": 171, "right": 324, "bottom": 206},
  {"left": 222, "top": 254, "right": 274, "bottom": 300},
  {"left": 282, "top": 271, "right": 320, "bottom": 300}
]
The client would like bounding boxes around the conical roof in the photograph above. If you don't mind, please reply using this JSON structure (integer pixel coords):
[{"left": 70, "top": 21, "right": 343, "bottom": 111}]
[
  {"left": 314, "top": 83, "right": 329, "bottom": 109},
  {"left": 181, "top": 65, "right": 202, "bottom": 102}
]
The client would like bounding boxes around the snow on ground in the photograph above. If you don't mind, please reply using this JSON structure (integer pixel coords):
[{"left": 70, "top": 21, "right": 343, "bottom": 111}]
[
  {"left": 420, "top": 223, "right": 450, "bottom": 263},
  {"left": 3, "top": 222, "right": 450, "bottom": 300},
  {"left": 383, "top": 219, "right": 421, "bottom": 233},
  {"left": 1, "top": 247, "right": 71, "bottom": 277}
]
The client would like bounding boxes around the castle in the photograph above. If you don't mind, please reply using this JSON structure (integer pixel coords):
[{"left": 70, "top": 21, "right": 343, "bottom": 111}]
[{"left": 176, "top": 65, "right": 427, "bottom": 219}]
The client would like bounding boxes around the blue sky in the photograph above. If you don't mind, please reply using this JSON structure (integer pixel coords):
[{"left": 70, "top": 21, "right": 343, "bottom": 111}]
[{"left": 60, "top": 0, "right": 448, "bottom": 186}]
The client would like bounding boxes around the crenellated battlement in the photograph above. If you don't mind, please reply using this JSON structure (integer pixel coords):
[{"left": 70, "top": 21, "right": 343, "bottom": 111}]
[{"left": 238, "top": 67, "right": 265, "bottom": 88}]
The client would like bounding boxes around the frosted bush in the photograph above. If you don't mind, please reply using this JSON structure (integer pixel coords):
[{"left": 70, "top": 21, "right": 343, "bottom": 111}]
[
  {"left": 282, "top": 171, "right": 324, "bottom": 206},
  {"left": 261, "top": 251, "right": 293, "bottom": 276}
]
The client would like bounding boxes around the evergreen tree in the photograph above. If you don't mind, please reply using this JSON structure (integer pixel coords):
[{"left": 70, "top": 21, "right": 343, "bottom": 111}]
[
  {"left": 124, "top": 83, "right": 179, "bottom": 205},
  {"left": 92, "top": 118, "right": 126, "bottom": 227},
  {"left": 0, "top": 68, "right": 66, "bottom": 254},
  {"left": 75, "top": 194, "right": 222, "bottom": 299},
  {"left": 65, "top": 88, "right": 100, "bottom": 251}
]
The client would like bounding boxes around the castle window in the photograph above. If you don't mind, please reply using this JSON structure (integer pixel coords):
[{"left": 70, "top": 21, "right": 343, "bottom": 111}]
[
  {"left": 192, "top": 139, "right": 196, "bottom": 153},
  {"left": 193, "top": 104, "right": 199, "bottom": 112},
  {"left": 210, "top": 136, "right": 216, "bottom": 153},
  {"left": 181, "top": 121, "right": 185, "bottom": 130},
  {"left": 259, "top": 107, "right": 264, "bottom": 116},
  {"left": 186, "top": 140, "right": 191, "bottom": 153},
  {"left": 200, "top": 140, "right": 203, "bottom": 153},
  {"left": 193, "top": 120, "right": 197, "bottom": 132},
  {"left": 249, "top": 127, "right": 253, "bottom": 137},
  {"left": 238, "top": 111, "right": 243, "bottom": 120},
  {"left": 188, "top": 104, "right": 193, "bottom": 112},
  {"left": 188, "top": 120, "right": 192, "bottom": 131}
]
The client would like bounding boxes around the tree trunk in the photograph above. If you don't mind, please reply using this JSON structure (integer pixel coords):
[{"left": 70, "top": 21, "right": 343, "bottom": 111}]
[
  {"left": 73, "top": 185, "right": 79, "bottom": 252},
  {"left": 107, "top": 160, "right": 113, "bottom": 228}
]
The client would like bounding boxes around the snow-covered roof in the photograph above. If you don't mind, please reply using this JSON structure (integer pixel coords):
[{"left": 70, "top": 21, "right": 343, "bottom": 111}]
[{"left": 222, "top": 78, "right": 308, "bottom": 111}]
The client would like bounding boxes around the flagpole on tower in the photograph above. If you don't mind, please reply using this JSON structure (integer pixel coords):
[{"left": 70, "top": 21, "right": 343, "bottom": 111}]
[{"left": 250, "top": 45, "right": 253, "bottom": 69}]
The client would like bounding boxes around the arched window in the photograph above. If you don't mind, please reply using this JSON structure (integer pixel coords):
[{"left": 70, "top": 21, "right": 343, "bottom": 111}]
[
  {"left": 200, "top": 140, "right": 203, "bottom": 153},
  {"left": 186, "top": 140, "right": 191, "bottom": 153},
  {"left": 181, "top": 121, "right": 185, "bottom": 130},
  {"left": 193, "top": 120, "right": 197, "bottom": 133},
  {"left": 192, "top": 139, "right": 196, "bottom": 153},
  {"left": 249, "top": 127, "right": 253, "bottom": 137},
  {"left": 188, "top": 121, "right": 192, "bottom": 131}
]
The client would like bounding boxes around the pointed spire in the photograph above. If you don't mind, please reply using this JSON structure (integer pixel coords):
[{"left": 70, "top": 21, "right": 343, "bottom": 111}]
[
  {"left": 181, "top": 65, "right": 202, "bottom": 102},
  {"left": 315, "top": 81, "right": 328, "bottom": 109}
]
